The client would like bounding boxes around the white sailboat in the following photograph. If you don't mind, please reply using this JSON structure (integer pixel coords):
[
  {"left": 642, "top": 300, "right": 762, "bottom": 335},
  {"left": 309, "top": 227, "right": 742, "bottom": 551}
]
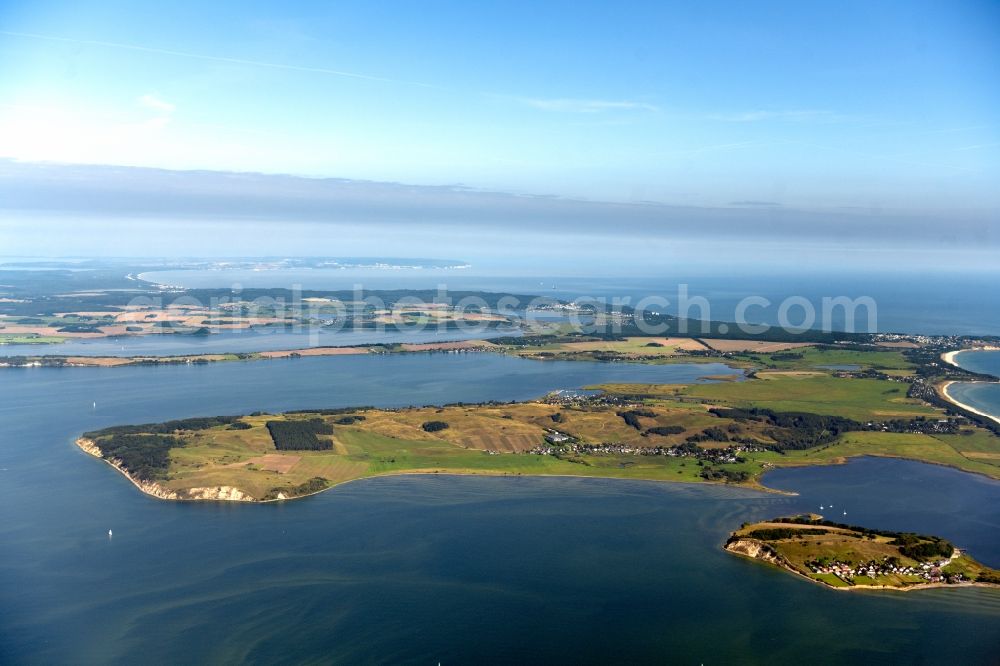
[{"left": 108, "top": 529, "right": 113, "bottom": 537}]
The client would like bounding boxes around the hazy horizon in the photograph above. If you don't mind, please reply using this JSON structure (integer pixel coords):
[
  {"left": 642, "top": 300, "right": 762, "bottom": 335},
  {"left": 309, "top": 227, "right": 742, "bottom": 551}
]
[
  {"left": 1, "top": 160, "right": 997, "bottom": 274},
  {"left": 2, "top": 1, "right": 998, "bottom": 273}
]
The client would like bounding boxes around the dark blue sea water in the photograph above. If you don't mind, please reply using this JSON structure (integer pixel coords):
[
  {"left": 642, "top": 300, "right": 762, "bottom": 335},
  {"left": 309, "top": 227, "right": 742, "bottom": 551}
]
[{"left": 1, "top": 354, "right": 999, "bottom": 664}]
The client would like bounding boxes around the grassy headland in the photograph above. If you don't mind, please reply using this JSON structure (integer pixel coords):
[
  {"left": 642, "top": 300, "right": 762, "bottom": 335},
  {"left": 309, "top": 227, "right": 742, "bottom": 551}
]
[
  {"left": 726, "top": 515, "right": 1000, "bottom": 591},
  {"left": 77, "top": 360, "right": 1000, "bottom": 502}
]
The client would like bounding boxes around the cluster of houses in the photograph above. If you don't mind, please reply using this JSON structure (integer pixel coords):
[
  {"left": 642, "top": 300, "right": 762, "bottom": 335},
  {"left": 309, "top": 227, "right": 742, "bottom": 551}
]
[
  {"left": 531, "top": 301, "right": 593, "bottom": 313},
  {"left": 807, "top": 556, "right": 963, "bottom": 585},
  {"left": 530, "top": 431, "right": 759, "bottom": 464},
  {"left": 867, "top": 332, "right": 993, "bottom": 349},
  {"left": 860, "top": 417, "right": 962, "bottom": 435},
  {"left": 543, "top": 390, "right": 631, "bottom": 408},
  {"left": 869, "top": 332, "right": 945, "bottom": 346}
]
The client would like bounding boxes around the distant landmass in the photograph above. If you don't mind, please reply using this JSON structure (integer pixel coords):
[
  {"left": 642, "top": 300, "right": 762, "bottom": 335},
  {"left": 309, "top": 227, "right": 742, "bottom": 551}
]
[{"left": 0, "top": 256, "right": 471, "bottom": 271}]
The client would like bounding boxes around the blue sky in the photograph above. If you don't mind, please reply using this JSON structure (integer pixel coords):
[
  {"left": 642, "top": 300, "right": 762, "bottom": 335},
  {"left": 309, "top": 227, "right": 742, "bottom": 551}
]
[{"left": 0, "top": 1, "right": 998, "bottom": 267}]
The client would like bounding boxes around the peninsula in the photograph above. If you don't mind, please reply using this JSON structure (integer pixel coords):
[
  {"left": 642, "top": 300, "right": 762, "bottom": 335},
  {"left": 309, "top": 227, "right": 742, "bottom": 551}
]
[
  {"left": 77, "top": 358, "right": 1000, "bottom": 502},
  {"left": 725, "top": 515, "right": 1000, "bottom": 591}
]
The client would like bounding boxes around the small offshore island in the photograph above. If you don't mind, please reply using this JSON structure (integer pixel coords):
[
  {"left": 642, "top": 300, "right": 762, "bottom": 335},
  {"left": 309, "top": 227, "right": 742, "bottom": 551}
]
[{"left": 726, "top": 515, "right": 1000, "bottom": 591}]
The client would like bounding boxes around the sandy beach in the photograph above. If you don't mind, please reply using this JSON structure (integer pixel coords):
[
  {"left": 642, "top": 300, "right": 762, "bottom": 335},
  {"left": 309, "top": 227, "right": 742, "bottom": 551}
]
[
  {"left": 940, "top": 380, "right": 1000, "bottom": 427},
  {"left": 941, "top": 350, "right": 964, "bottom": 367},
  {"left": 941, "top": 346, "right": 1000, "bottom": 369}
]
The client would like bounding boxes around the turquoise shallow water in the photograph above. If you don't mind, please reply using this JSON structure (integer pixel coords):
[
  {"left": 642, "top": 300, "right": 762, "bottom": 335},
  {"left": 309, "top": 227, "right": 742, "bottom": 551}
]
[{"left": 1, "top": 354, "right": 999, "bottom": 664}]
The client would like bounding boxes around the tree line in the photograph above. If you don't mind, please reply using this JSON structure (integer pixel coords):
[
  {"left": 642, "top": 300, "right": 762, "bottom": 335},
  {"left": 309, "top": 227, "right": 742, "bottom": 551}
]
[
  {"left": 92, "top": 433, "right": 183, "bottom": 481},
  {"left": 86, "top": 415, "right": 241, "bottom": 438},
  {"left": 266, "top": 419, "right": 334, "bottom": 450}
]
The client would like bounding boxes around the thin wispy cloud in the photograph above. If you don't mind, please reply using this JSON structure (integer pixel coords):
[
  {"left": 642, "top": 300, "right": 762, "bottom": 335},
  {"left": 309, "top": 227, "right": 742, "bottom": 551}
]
[
  {"left": 5, "top": 30, "right": 662, "bottom": 124},
  {"left": 521, "top": 98, "right": 659, "bottom": 113},
  {"left": 709, "top": 109, "right": 852, "bottom": 123},
  {"left": 0, "top": 30, "right": 440, "bottom": 88},
  {"left": 139, "top": 94, "right": 175, "bottom": 114}
]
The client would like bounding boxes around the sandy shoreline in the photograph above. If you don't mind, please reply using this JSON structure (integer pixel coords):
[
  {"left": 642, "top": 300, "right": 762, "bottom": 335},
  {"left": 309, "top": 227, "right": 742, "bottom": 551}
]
[
  {"left": 938, "top": 346, "right": 1000, "bottom": 426},
  {"left": 941, "top": 345, "right": 1000, "bottom": 370},
  {"left": 940, "top": 381, "right": 1000, "bottom": 427},
  {"left": 941, "top": 349, "right": 964, "bottom": 367}
]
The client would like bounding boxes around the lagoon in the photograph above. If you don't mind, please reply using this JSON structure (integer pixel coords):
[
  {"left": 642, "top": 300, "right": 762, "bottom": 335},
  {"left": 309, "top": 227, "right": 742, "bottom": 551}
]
[{"left": 1, "top": 354, "right": 998, "bottom": 663}]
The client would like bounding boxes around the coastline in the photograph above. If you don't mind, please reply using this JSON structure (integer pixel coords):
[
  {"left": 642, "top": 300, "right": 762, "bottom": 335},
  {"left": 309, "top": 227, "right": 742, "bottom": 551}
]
[
  {"left": 941, "top": 345, "right": 1000, "bottom": 371},
  {"left": 941, "top": 349, "right": 964, "bottom": 367},
  {"left": 939, "top": 381, "right": 1000, "bottom": 427},
  {"left": 76, "top": 436, "right": 793, "bottom": 504},
  {"left": 76, "top": 438, "right": 255, "bottom": 502},
  {"left": 760, "top": 449, "right": 1000, "bottom": 484},
  {"left": 724, "top": 538, "right": 1000, "bottom": 594},
  {"left": 85, "top": 426, "right": 1000, "bottom": 506},
  {"left": 5, "top": 340, "right": 499, "bottom": 369}
]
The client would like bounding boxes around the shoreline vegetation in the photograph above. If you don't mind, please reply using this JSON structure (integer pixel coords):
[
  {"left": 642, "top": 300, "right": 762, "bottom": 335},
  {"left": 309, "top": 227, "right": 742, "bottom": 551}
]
[
  {"left": 2, "top": 303, "right": 998, "bottom": 376},
  {"left": 6, "top": 337, "right": 1000, "bottom": 371},
  {"left": 75, "top": 436, "right": 789, "bottom": 504},
  {"left": 5, "top": 274, "right": 997, "bottom": 364},
  {"left": 2, "top": 340, "right": 497, "bottom": 368},
  {"left": 69, "top": 322, "right": 1000, "bottom": 600},
  {"left": 20, "top": 332, "right": 1000, "bottom": 448},
  {"left": 0, "top": 282, "right": 538, "bottom": 344},
  {"left": 725, "top": 515, "right": 1000, "bottom": 592},
  {"left": 76, "top": 346, "right": 1000, "bottom": 504}
]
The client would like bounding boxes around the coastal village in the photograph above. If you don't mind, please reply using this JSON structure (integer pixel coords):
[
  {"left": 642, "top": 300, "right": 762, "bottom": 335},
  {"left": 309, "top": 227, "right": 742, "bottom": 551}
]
[
  {"left": 726, "top": 517, "right": 1000, "bottom": 591},
  {"left": 807, "top": 555, "right": 964, "bottom": 586},
  {"left": 531, "top": 432, "right": 760, "bottom": 464}
]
